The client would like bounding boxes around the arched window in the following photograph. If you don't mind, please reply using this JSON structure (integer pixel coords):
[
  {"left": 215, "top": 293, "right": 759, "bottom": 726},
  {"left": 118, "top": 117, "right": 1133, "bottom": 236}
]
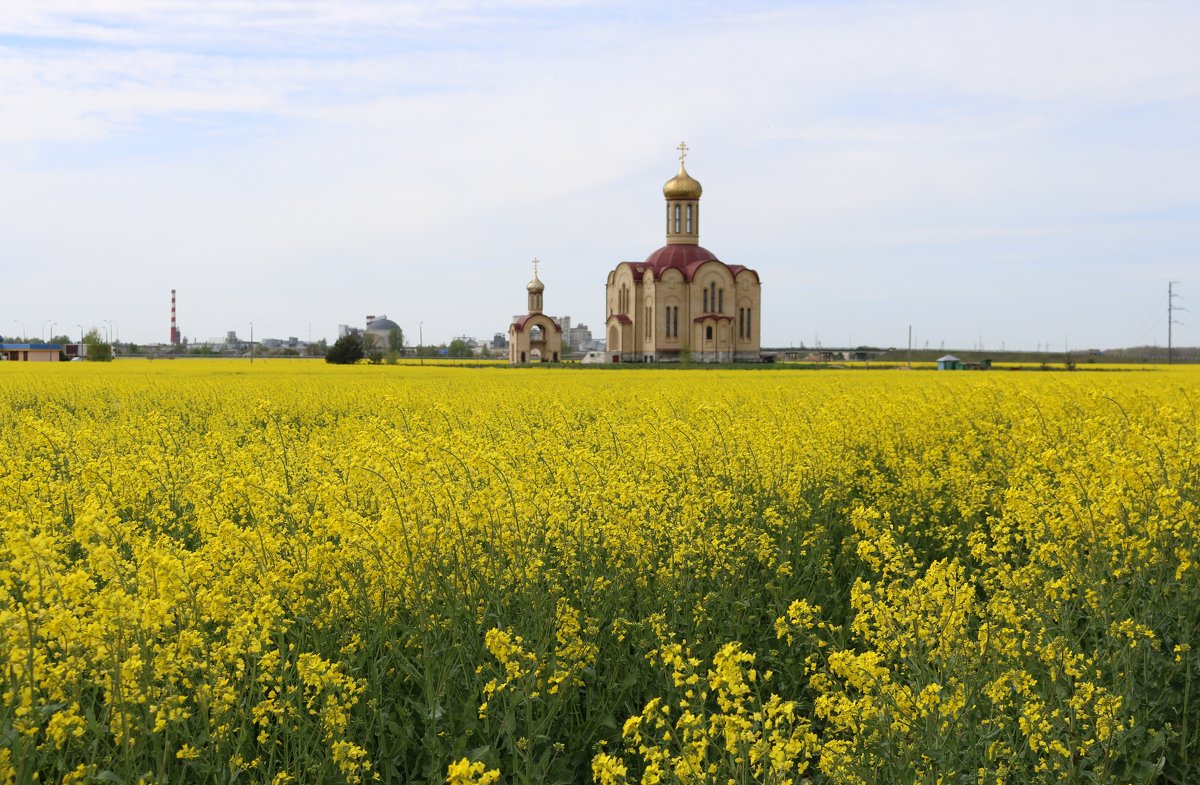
[
  {"left": 718, "top": 289, "right": 723, "bottom": 314},
  {"left": 686, "top": 204, "right": 693, "bottom": 233},
  {"left": 520, "top": 351, "right": 526, "bottom": 363},
  {"left": 531, "top": 325, "right": 543, "bottom": 342},
  {"left": 705, "top": 325, "right": 713, "bottom": 341},
  {"left": 553, "top": 351, "right": 558, "bottom": 362},
  {"left": 673, "top": 306, "right": 678, "bottom": 338},
  {"left": 702, "top": 289, "right": 708, "bottom": 313},
  {"left": 746, "top": 308, "right": 752, "bottom": 340},
  {"left": 674, "top": 204, "right": 681, "bottom": 234}
]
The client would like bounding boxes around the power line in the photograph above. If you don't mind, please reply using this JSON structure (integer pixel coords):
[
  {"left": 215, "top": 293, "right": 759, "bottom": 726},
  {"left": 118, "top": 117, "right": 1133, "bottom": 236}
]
[{"left": 1128, "top": 290, "right": 1168, "bottom": 348}]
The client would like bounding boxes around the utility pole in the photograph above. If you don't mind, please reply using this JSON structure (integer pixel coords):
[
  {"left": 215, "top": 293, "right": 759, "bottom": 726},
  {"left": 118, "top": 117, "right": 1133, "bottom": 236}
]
[
  {"left": 1168, "top": 281, "right": 1185, "bottom": 364},
  {"left": 907, "top": 324, "right": 912, "bottom": 369},
  {"left": 250, "top": 322, "right": 254, "bottom": 364}
]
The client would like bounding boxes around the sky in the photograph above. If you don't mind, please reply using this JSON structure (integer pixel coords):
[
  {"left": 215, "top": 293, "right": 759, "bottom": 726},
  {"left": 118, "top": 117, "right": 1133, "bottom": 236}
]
[{"left": 1, "top": 1, "right": 1198, "bottom": 351}]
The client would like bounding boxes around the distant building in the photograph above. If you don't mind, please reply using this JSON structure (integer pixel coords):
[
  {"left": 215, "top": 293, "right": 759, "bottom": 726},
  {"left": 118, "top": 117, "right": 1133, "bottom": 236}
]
[
  {"left": 937, "top": 354, "right": 964, "bottom": 370},
  {"left": 363, "top": 315, "right": 401, "bottom": 349},
  {"left": 492, "top": 333, "right": 508, "bottom": 350},
  {"left": 556, "top": 316, "right": 594, "bottom": 352},
  {"left": 509, "top": 261, "right": 562, "bottom": 363},
  {"left": 261, "top": 337, "right": 307, "bottom": 351},
  {"left": 1, "top": 343, "right": 62, "bottom": 362}
]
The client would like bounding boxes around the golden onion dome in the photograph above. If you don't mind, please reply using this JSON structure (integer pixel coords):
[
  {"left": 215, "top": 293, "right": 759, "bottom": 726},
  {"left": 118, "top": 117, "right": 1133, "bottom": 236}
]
[
  {"left": 663, "top": 162, "right": 702, "bottom": 200},
  {"left": 527, "top": 271, "right": 544, "bottom": 293}
]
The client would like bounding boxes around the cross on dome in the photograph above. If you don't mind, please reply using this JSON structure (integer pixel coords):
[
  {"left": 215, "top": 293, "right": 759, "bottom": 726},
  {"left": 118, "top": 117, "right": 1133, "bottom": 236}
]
[
  {"left": 527, "top": 257, "right": 545, "bottom": 294},
  {"left": 676, "top": 141, "right": 689, "bottom": 163}
]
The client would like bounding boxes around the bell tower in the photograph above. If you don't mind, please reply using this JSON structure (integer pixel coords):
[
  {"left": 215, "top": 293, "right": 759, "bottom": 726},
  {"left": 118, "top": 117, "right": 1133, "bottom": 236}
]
[{"left": 663, "top": 141, "right": 702, "bottom": 246}]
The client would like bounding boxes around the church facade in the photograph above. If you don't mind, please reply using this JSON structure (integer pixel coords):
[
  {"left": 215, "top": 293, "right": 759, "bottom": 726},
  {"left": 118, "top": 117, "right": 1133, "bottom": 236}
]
[
  {"left": 508, "top": 261, "right": 563, "bottom": 363},
  {"left": 605, "top": 146, "right": 761, "bottom": 363}
]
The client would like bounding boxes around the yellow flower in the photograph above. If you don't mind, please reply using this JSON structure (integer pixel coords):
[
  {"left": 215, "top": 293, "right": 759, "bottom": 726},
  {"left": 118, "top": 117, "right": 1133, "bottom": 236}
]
[{"left": 446, "top": 757, "right": 501, "bottom": 785}]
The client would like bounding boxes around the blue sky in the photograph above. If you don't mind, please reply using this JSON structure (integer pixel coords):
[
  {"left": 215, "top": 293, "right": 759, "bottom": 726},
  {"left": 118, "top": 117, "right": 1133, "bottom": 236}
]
[{"left": 1, "top": 0, "right": 1197, "bottom": 350}]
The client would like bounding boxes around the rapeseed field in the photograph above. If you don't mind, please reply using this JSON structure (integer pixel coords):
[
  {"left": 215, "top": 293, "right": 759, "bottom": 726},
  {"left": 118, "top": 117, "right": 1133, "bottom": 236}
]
[{"left": 1, "top": 361, "right": 1196, "bottom": 784}]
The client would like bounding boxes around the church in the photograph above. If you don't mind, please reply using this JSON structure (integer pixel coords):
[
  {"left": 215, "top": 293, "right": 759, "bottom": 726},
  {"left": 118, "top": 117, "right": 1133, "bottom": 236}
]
[{"left": 604, "top": 145, "right": 761, "bottom": 362}]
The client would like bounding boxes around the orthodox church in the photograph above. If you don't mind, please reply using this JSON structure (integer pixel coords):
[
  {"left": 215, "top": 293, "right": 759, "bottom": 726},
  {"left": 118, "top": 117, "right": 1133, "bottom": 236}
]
[
  {"left": 508, "top": 260, "right": 563, "bottom": 363},
  {"left": 605, "top": 144, "right": 761, "bottom": 362}
]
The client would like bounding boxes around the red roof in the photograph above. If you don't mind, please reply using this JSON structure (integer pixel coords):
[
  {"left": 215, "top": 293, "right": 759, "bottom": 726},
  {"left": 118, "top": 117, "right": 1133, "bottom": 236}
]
[
  {"left": 510, "top": 315, "right": 562, "bottom": 332},
  {"left": 692, "top": 314, "right": 734, "bottom": 323},
  {"left": 618, "top": 245, "right": 759, "bottom": 283}
]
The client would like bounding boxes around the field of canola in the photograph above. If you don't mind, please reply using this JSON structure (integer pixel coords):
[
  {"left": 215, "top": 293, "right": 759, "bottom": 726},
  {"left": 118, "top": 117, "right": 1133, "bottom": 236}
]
[{"left": 1, "top": 361, "right": 1198, "bottom": 785}]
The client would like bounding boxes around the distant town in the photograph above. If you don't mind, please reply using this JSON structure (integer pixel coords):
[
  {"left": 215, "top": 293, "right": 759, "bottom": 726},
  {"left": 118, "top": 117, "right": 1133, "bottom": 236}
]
[{"left": 0, "top": 309, "right": 601, "bottom": 363}]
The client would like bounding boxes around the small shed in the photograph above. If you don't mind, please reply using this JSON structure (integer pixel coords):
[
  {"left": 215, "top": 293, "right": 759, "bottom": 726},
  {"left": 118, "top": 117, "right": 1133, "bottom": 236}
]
[
  {"left": 1, "top": 343, "right": 62, "bottom": 362},
  {"left": 936, "top": 354, "right": 964, "bottom": 371}
]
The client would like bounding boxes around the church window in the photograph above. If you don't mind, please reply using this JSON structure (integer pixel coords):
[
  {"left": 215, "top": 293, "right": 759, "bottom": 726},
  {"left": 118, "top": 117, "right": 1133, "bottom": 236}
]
[
  {"left": 520, "top": 351, "right": 526, "bottom": 362},
  {"left": 531, "top": 325, "right": 543, "bottom": 342},
  {"left": 710, "top": 282, "right": 716, "bottom": 313},
  {"left": 646, "top": 306, "right": 652, "bottom": 337},
  {"left": 738, "top": 307, "right": 744, "bottom": 338},
  {"left": 686, "top": 204, "right": 693, "bottom": 233},
  {"left": 703, "top": 289, "right": 708, "bottom": 313},
  {"left": 706, "top": 325, "right": 713, "bottom": 341},
  {"left": 674, "top": 204, "right": 681, "bottom": 233},
  {"left": 673, "top": 307, "right": 678, "bottom": 337},
  {"left": 718, "top": 289, "right": 723, "bottom": 313},
  {"left": 746, "top": 309, "right": 752, "bottom": 339},
  {"left": 665, "top": 308, "right": 671, "bottom": 338}
]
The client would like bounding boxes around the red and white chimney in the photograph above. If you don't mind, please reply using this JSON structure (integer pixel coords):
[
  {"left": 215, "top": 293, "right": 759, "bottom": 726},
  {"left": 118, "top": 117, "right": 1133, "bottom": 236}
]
[{"left": 170, "top": 289, "right": 179, "bottom": 344}]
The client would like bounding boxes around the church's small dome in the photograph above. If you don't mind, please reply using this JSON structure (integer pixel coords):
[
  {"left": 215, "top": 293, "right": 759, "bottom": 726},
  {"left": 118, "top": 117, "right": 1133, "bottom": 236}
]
[
  {"left": 527, "top": 272, "right": 545, "bottom": 293},
  {"left": 663, "top": 163, "right": 702, "bottom": 200}
]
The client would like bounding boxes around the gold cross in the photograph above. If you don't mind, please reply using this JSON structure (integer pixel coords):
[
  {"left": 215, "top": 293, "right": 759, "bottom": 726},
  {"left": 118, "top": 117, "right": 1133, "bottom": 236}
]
[
  {"left": 532, "top": 257, "right": 539, "bottom": 276},
  {"left": 676, "top": 141, "right": 689, "bottom": 163}
]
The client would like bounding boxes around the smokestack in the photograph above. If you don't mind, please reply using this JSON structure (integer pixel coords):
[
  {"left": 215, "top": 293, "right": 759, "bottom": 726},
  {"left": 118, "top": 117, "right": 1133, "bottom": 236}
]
[{"left": 170, "top": 289, "right": 179, "bottom": 344}]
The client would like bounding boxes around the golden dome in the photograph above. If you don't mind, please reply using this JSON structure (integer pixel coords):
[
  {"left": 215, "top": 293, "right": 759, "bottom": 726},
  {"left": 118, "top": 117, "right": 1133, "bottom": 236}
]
[
  {"left": 663, "top": 162, "right": 702, "bottom": 200},
  {"left": 527, "top": 271, "right": 544, "bottom": 293}
]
